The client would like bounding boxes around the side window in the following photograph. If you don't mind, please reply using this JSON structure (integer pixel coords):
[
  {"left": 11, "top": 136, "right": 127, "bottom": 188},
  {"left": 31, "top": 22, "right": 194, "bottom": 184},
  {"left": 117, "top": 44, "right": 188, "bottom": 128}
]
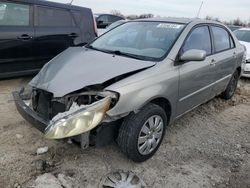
[
  {"left": 0, "top": 2, "right": 30, "bottom": 26},
  {"left": 109, "top": 16, "right": 122, "bottom": 22},
  {"left": 211, "top": 26, "right": 230, "bottom": 52},
  {"left": 72, "top": 10, "right": 82, "bottom": 25},
  {"left": 182, "top": 26, "right": 212, "bottom": 55},
  {"left": 97, "top": 15, "right": 108, "bottom": 23},
  {"left": 37, "top": 7, "right": 74, "bottom": 27}
]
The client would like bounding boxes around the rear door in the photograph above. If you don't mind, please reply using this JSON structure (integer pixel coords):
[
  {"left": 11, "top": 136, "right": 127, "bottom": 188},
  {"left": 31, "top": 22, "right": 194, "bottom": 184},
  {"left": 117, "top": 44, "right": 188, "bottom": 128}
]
[
  {"left": 0, "top": 1, "right": 34, "bottom": 76},
  {"left": 177, "top": 25, "right": 214, "bottom": 116},
  {"left": 209, "top": 25, "right": 237, "bottom": 96},
  {"left": 33, "top": 5, "right": 80, "bottom": 66}
]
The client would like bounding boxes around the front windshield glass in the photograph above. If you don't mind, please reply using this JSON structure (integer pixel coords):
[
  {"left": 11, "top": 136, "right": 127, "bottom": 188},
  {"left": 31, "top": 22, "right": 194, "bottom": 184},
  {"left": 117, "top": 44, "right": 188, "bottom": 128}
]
[
  {"left": 89, "top": 21, "right": 185, "bottom": 61},
  {"left": 234, "top": 30, "right": 250, "bottom": 43}
]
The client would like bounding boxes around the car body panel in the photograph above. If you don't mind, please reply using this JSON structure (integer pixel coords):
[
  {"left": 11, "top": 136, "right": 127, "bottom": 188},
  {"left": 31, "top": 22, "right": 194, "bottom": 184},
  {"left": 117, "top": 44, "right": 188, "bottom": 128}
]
[
  {"left": 238, "top": 40, "right": 250, "bottom": 78},
  {"left": 30, "top": 47, "right": 156, "bottom": 97},
  {"left": 106, "top": 59, "right": 179, "bottom": 123}
]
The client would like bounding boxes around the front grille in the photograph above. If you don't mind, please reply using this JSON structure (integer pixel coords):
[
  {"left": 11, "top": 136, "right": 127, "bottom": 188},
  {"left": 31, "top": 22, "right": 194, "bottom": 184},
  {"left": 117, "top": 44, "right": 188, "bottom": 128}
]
[{"left": 32, "top": 90, "right": 66, "bottom": 120}]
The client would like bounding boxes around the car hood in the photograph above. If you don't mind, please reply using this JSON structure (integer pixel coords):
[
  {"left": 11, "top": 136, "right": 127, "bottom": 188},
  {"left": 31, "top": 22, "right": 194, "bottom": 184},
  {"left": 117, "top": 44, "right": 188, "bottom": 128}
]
[
  {"left": 239, "top": 41, "right": 250, "bottom": 59},
  {"left": 30, "top": 47, "right": 156, "bottom": 97}
]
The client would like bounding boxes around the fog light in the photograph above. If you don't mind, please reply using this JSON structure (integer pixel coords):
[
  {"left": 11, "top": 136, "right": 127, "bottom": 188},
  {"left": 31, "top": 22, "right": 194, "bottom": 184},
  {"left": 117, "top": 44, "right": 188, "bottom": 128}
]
[{"left": 44, "top": 97, "right": 111, "bottom": 139}]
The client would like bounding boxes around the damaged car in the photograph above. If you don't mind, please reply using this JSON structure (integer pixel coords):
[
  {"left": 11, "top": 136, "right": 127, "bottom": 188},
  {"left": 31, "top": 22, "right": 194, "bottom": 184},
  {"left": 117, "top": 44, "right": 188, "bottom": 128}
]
[{"left": 13, "top": 18, "right": 245, "bottom": 162}]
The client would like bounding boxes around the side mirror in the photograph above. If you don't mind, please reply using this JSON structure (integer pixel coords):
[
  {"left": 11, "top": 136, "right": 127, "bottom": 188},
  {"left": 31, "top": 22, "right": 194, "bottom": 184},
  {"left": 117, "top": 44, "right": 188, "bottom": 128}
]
[{"left": 180, "top": 49, "right": 207, "bottom": 62}]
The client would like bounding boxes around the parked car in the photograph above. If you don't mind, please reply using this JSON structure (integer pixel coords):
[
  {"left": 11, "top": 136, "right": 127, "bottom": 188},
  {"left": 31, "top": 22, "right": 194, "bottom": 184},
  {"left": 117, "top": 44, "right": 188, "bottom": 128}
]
[
  {"left": 13, "top": 18, "right": 245, "bottom": 162},
  {"left": 228, "top": 25, "right": 242, "bottom": 32},
  {"left": 234, "top": 28, "right": 250, "bottom": 78},
  {"left": 94, "top": 13, "right": 125, "bottom": 29},
  {"left": 98, "top": 20, "right": 126, "bottom": 36},
  {"left": 0, "top": 0, "right": 97, "bottom": 78}
]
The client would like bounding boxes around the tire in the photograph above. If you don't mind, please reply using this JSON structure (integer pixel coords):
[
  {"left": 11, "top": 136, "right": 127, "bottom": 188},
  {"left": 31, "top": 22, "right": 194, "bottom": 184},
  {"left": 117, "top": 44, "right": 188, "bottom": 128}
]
[
  {"left": 221, "top": 70, "right": 239, "bottom": 100},
  {"left": 117, "top": 103, "right": 168, "bottom": 162}
]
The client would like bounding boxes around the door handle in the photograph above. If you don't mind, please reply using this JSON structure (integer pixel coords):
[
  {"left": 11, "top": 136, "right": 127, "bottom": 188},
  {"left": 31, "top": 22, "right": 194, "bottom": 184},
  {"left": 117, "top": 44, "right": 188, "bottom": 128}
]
[
  {"left": 210, "top": 59, "right": 216, "bottom": 66},
  {"left": 17, "top": 34, "right": 32, "bottom": 40},
  {"left": 68, "top": 33, "right": 78, "bottom": 38},
  {"left": 233, "top": 51, "right": 237, "bottom": 59}
]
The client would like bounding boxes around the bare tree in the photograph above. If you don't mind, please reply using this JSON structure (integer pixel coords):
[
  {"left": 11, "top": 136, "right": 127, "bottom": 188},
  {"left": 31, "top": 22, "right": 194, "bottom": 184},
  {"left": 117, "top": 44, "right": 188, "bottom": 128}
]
[{"left": 110, "top": 10, "right": 125, "bottom": 18}]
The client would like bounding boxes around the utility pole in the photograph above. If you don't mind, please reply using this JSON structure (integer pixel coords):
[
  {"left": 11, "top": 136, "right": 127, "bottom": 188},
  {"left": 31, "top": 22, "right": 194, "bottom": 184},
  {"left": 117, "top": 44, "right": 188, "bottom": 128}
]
[{"left": 196, "top": 1, "right": 204, "bottom": 18}]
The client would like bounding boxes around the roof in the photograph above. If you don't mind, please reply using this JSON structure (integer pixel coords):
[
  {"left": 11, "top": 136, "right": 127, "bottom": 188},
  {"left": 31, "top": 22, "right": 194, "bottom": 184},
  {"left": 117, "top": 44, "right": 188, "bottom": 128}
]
[
  {"left": 135, "top": 17, "right": 223, "bottom": 25},
  {"left": 10, "top": 0, "right": 91, "bottom": 11}
]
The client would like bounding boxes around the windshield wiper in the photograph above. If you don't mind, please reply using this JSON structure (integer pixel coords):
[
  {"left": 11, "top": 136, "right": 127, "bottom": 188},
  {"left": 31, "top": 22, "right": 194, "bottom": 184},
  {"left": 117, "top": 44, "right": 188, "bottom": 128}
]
[
  {"left": 111, "top": 50, "right": 146, "bottom": 60},
  {"left": 87, "top": 46, "right": 148, "bottom": 61},
  {"left": 86, "top": 45, "right": 113, "bottom": 54}
]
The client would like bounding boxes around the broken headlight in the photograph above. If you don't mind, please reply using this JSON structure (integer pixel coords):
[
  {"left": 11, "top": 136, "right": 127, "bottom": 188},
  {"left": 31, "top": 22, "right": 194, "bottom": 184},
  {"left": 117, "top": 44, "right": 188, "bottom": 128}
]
[{"left": 44, "top": 91, "right": 118, "bottom": 139}]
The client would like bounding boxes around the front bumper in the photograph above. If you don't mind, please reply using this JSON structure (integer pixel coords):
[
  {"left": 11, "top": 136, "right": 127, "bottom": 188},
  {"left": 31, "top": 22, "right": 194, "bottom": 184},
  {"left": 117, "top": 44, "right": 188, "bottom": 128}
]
[
  {"left": 12, "top": 91, "right": 49, "bottom": 133},
  {"left": 13, "top": 90, "right": 112, "bottom": 139}
]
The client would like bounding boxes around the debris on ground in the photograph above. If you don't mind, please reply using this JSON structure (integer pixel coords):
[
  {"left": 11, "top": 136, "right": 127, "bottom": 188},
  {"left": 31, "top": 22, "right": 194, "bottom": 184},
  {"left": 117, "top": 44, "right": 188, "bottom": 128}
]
[
  {"left": 15, "top": 134, "right": 23, "bottom": 139},
  {"left": 24, "top": 173, "right": 77, "bottom": 188},
  {"left": 0, "top": 77, "right": 250, "bottom": 188},
  {"left": 99, "top": 170, "right": 146, "bottom": 188},
  {"left": 36, "top": 146, "right": 49, "bottom": 155}
]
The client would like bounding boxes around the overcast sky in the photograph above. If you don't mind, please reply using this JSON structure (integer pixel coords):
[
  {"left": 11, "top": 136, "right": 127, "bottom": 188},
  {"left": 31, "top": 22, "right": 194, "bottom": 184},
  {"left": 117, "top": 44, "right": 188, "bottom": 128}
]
[{"left": 51, "top": 0, "right": 250, "bottom": 22}]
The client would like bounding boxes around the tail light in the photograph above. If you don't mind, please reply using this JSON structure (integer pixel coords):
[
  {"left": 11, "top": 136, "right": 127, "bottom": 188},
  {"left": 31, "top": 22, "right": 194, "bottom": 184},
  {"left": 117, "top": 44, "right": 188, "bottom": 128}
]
[{"left": 92, "top": 14, "right": 98, "bottom": 37}]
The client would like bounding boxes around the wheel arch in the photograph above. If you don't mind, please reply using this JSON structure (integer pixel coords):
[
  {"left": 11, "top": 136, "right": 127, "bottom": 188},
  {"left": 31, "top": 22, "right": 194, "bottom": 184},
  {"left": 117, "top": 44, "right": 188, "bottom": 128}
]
[
  {"left": 145, "top": 97, "right": 172, "bottom": 124},
  {"left": 236, "top": 66, "right": 241, "bottom": 75}
]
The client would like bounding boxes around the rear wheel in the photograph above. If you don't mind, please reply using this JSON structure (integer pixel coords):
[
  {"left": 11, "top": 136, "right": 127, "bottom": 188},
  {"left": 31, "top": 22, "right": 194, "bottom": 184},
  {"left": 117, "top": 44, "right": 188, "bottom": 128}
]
[
  {"left": 117, "top": 103, "right": 167, "bottom": 162},
  {"left": 221, "top": 70, "right": 239, "bottom": 100}
]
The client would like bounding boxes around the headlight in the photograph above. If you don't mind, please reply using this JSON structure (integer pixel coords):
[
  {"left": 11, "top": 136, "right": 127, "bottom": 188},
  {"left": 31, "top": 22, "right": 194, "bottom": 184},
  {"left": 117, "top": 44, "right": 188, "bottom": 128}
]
[{"left": 45, "top": 96, "right": 111, "bottom": 139}]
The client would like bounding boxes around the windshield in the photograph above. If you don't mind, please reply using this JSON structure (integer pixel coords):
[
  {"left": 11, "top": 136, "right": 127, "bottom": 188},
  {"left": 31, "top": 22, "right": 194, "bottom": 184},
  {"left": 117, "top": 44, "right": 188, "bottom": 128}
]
[
  {"left": 89, "top": 21, "right": 185, "bottom": 61},
  {"left": 234, "top": 30, "right": 250, "bottom": 43}
]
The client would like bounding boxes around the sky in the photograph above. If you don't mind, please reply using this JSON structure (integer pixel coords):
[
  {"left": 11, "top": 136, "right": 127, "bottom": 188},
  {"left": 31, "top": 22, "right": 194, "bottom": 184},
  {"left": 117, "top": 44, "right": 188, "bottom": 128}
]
[{"left": 51, "top": 0, "right": 250, "bottom": 22}]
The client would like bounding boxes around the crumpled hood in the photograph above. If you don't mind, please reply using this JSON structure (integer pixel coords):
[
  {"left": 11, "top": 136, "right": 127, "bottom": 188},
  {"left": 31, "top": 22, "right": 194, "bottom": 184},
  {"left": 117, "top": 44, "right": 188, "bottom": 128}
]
[
  {"left": 239, "top": 41, "right": 250, "bottom": 59},
  {"left": 30, "top": 47, "right": 156, "bottom": 97}
]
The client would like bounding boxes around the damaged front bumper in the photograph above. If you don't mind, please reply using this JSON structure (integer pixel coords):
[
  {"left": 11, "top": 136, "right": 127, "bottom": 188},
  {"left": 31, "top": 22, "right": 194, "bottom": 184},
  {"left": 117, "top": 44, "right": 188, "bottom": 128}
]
[
  {"left": 13, "top": 91, "right": 49, "bottom": 133},
  {"left": 13, "top": 90, "right": 112, "bottom": 139}
]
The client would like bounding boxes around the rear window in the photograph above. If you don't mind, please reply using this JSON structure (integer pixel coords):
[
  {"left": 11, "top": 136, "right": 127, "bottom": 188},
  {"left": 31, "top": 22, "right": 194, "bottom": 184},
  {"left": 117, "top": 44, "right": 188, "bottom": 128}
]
[
  {"left": 0, "top": 2, "right": 30, "bottom": 26},
  {"left": 37, "top": 7, "right": 74, "bottom": 27},
  {"left": 211, "top": 26, "right": 231, "bottom": 52}
]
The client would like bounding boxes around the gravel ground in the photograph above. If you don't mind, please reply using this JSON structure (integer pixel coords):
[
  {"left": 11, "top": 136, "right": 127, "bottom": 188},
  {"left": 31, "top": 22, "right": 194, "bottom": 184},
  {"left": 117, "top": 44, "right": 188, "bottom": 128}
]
[{"left": 0, "top": 77, "right": 249, "bottom": 188}]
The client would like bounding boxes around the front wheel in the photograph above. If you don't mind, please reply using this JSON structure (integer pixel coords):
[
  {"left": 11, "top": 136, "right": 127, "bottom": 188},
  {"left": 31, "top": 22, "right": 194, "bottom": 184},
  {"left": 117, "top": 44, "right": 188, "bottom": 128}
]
[
  {"left": 221, "top": 70, "right": 239, "bottom": 100},
  {"left": 117, "top": 103, "right": 167, "bottom": 162}
]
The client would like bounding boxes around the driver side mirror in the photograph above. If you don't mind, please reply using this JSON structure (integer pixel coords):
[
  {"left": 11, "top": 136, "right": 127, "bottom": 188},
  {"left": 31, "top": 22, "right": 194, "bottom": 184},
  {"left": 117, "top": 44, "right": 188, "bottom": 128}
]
[{"left": 180, "top": 49, "right": 207, "bottom": 62}]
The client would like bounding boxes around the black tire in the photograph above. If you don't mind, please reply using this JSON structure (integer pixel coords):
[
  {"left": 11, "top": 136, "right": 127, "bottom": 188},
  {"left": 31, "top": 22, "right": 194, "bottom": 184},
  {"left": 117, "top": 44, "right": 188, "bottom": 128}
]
[
  {"left": 221, "top": 70, "right": 239, "bottom": 100},
  {"left": 117, "top": 103, "right": 168, "bottom": 162}
]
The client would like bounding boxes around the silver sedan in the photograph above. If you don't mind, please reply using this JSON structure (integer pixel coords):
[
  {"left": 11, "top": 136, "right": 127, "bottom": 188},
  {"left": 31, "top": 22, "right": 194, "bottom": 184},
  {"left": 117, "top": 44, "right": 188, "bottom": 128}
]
[{"left": 14, "top": 18, "right": 246, "bottom": 162}]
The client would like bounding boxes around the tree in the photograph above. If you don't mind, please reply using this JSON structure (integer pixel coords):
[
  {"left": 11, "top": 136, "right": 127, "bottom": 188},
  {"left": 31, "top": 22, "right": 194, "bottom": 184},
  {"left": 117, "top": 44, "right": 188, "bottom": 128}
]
[
  {"left": 139, "top": 13, "right": 154, "bottom": 19},
  {"left": 110, "top": 10, "right": 125, "bottom": 18}
]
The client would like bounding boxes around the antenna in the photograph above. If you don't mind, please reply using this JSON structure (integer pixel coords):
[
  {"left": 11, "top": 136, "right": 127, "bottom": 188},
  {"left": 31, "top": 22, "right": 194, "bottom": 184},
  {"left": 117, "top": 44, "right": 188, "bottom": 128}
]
[
  {"left": 69, "top": 0, "right": 74, "bottom": 5},
  {"left": 196, "top": 1, "right": 204, "bottom": 18}
]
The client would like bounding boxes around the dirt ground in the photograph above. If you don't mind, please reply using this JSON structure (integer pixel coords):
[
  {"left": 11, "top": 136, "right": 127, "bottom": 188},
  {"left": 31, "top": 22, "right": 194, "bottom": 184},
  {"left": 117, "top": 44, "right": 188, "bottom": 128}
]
[{"left": 0, "top": 77, "right": 249, "bottom": 188}]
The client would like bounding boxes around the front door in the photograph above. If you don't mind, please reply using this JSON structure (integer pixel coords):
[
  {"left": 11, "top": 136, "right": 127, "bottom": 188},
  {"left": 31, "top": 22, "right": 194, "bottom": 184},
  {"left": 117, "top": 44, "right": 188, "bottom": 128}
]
[
  {"left": 177, "top": 25, "right": 215, "bottom": 116},
  {"left": 0, "top": 1, "right": 34, "bottom": 76}
]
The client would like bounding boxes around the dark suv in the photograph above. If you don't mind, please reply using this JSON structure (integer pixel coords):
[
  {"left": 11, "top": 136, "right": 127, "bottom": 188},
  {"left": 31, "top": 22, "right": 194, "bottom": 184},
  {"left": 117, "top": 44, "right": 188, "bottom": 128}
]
[{"left": 0, "top": 0, "right": 97, "bottom": 78}]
